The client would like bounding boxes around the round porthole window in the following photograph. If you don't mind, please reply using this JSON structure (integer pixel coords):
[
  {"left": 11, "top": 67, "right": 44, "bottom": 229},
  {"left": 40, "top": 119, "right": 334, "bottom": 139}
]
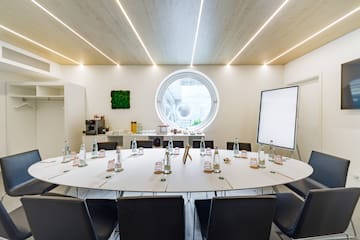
[{"left": 155, "top": 69, "right": 219, "bottom": 131}]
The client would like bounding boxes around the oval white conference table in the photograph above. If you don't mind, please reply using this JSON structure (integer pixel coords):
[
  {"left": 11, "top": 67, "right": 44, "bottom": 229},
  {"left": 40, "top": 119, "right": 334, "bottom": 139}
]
[{"left": 28, "top": 148, "right": 313, "bottom": 193}]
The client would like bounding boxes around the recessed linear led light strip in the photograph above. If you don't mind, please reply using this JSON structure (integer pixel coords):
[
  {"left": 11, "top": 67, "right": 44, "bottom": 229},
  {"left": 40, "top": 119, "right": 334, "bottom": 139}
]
[
  {"left": 31, "top": 0, "right": 119, "bottom": 66},
  {"left": 265, "top": 6, "right": 360, "bottom": 65},
  {"left": 115, "top": 0, "right": 156, "bottom": 65},
  {"left": 227, "top": 0, "right": 289, "bottom": 66},
  {"left": 0, "top": 24, "right": 81, "bottom": 64},
  {"left": 190, "top": 0, "right": 204, "bottom": 67}
]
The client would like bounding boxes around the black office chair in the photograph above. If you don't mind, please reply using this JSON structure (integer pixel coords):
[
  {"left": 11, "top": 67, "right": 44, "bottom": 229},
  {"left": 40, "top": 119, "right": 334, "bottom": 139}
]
[
  {"left": 130, "top": 140, "right": 153, "bottom": 148},
  {"left": 192, "top": 140, "right": 214, "bottom": 149},
  {"left": 194, "top": 195, "right": 276, "bottom": 240},
  {"left": 117, "top": 196, "right": 185, "bottom": 240},
  {"left": 163, "top": 140, "right": 184, "bottom": 148},
  {"left": 274, "top": 187, "right": 360, "bottom": 239},
  {"left": 0, "top": 150, "right": 57, "bottom": 197},
  {"left": 285, "top": 150, "right": 350, "bottom": 198},
  {"left": 0, "top": 201, "right": 31, "bottom": 240},
  {"left": 97, "top": 141, "right": 118, "bottom": 150},
  {"left": 226, "top": 142, "right": 252, "bottom": 152},
  {"left": 21, "top": 196, "right": 117, "bottom": 240}
]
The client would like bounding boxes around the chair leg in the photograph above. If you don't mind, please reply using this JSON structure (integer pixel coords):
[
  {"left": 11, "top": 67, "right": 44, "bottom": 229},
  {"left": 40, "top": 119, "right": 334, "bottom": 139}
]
[
  {"left": 350, "top": 219, "right": 357, "bottom": 238},
  {"left": 276, "top": 231, "right": 286, "bottom": 240},
  {"left": 193, "top": 205, "right": 196, "bottom": 240},
  {"left": 0, "top": 193, "right": 6, "bottom": 202},
  {"left": 116, "top": 191, "right": 123, "bottom": 198},
  {"left": 345, "top": 233, "right": 350, "bottom": 240}
]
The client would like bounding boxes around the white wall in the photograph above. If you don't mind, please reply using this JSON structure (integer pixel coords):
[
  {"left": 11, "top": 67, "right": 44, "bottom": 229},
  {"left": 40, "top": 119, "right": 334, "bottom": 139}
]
[
  {"left": 61, "top": 65, "right": 284, "bottom": 149},
  {"left": 284, "top": 28, "right": 360, "bottom": 176}
]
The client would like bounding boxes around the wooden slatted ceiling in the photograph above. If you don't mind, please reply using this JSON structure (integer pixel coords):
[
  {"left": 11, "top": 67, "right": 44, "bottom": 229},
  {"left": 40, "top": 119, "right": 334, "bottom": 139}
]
[
  {"left": 0, "top": 0, "right": 359, "bottom": 65},
  {"left": 235, "top": 0, "right": 360, "bottom": 64},
  {"left": 0, "top": 0, "right": 112, "bottom": 64}
]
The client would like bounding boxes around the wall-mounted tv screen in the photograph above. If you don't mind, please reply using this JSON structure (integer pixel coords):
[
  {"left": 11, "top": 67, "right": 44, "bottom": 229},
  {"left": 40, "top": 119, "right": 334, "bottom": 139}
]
[
  {"left": 257, "top": 86, "right": 299, "bottom": 150},
  {"left": 341, "top": 58, "right": 360, "bottom": 109}
]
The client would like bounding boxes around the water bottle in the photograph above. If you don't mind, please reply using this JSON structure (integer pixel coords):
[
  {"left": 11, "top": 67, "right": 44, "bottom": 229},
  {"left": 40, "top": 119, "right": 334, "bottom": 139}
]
[
  {"left": 91, "top": 138, "right": 98, "bottom": 158},
  {"left": 213, "top": 147, "right": 221, "bottom": 173},
  {"left": 268, "top": 140, "right": 275, "bottom": 161},
  {"left": 258, "top": 144, "right": 265, "bottom": 168},
  {"left": 168, "top": 137, "right": 174, "bottom": 154},
  {"left": 131, "top": 138, "right": 137, "bottom": 153},
  {"left": 163, "top": 149, "right": 171, "bottom": 174},
  {"left": 79, "top": 143, "right": 87, "bottom": 167},
  {"left": 200, "top": 137, "right": 206, "bottom": 156},
  {"left": 233, "top": 138, "right": 240, "bottom": 157},
  {"left": 115, "top": 146, "right": 122, "bottom": 172},
  {"left": 63, "top": 140, "right": 71, "bottom": 162}
]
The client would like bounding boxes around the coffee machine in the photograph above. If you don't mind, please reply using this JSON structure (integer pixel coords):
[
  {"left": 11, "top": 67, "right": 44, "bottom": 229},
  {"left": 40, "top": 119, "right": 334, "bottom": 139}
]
[{"left": 85, "top": 119, "right": 105, "bottom": 135}]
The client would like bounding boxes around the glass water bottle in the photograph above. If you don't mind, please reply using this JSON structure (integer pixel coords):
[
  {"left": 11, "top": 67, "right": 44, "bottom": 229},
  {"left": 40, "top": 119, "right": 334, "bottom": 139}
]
[
  {"left": 163, "top": 149, "right": 171, "bottom": 174},
  {"left": 63, "top": 140, "right": 71, "bottom": 162},
  {"left": 114, "top": 146, "right": 122, "bottom": 172},
  {"left": 233, "top": 138, "right": 240, "bottom": 157},
  {"left": 131, "top": 138, "right": 137, "bottom": 153},
  {"left": 79, "top": 143, "right": 87, "bottom": 167},
  {"left": 168, "top": 137, "right": 174, "bottom": 154},
  {"left": 91, "top": 138, "right": 98, "bottom": 158},
  {"left": 200, "top": 137, "right": 206, "bottom": 156},
  {"left": 213, "top": 147, "right": 221, "bottom": 173},
  {"left": 258, "top": 144, "right": 265, "bottom": 168},
  {"left": 268, "top": 140, "right": 275, "bottom": 161}
]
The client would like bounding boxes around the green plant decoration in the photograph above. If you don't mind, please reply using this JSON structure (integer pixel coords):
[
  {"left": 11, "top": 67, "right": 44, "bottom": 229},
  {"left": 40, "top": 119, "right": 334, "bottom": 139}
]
[{"left": 111, "top": 90, "right": 130, "bottom": 109}]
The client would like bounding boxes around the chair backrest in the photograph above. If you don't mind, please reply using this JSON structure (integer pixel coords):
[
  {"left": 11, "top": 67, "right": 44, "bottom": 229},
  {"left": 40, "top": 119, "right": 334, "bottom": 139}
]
[
  {"left": 0, "top": 150, "right": 41, "bottom": 195},
  {"left": 207, "top": 195, "right": 276, "bottom": 240},
  {"left": 226, "top": 142, "right": 252, "bottom": 151},
  {"left": 293, "top": 187, "right": 360, "bottom": 238},
  {"left": 130, "top": 140, "right": 153, "bottom": 148},
  {"left": 97, "top": 141, "right": 118, "bottom": 150},
  {"left": 0, "top": 201, "right": 30, "bottom": 240},
  {"left": 192, "top": 140, "right": 214, "bottom": 149},
  {"left": 21, "top": 196, "right": 98, "bottom": 240},
  {"left": 117, "top": 196, "right": 184, "bottom": 240},
  {"left": 163, "top": 140, "right": 184, "bottom": 148},
  {"left": 152, "top": 137, "right": 161, "bottom": 147},
  {"left": 309, "top": 151, "right": 350, "bottom": 188}
]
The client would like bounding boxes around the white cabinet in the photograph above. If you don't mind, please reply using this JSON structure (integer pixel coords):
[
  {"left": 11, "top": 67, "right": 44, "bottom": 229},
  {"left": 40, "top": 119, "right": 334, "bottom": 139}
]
[{"left": 6, "top": 82, "right": 85, "bottom": 158}]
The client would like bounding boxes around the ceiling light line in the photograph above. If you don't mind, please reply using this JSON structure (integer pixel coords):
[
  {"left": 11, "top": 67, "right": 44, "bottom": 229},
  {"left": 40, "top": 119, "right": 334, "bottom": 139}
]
[
  {"left": 0, "top": 24, "right": 80, "bottom": 64},
  {"left": 190, "top": 0, "right": 204, "bottom": 67},
  {"left": 265, "top": 6, "right": 360, "bottom": 65},
  {"left": 227, "top": 0, "right": 290, "bottom": 65},
  {"left": 115, "top": 0, "right": 156, "bottom": 65},
  {"left": 31, "top": 0, "right": 119, "bottom": 65}
]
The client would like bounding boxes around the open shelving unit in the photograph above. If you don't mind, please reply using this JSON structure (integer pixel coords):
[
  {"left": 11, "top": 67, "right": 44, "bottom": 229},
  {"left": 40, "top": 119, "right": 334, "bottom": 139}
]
[
  {"left": 6, "top": 81, "right": 85, "bottom": 158},
  {"left": 8, "top": 83, "right": 64, "bottom": 100}
]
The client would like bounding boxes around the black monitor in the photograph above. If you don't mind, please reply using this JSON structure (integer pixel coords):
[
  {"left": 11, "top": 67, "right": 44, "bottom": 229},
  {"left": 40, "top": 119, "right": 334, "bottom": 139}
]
[{"left": 341, "top": 58, "right": 360, "bottom": 109}]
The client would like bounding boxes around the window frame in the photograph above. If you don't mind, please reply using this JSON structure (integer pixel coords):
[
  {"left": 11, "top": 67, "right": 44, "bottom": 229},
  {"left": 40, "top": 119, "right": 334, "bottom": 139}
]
[{"left": 155, "top": 69, "right": 219, "bottom": 131}]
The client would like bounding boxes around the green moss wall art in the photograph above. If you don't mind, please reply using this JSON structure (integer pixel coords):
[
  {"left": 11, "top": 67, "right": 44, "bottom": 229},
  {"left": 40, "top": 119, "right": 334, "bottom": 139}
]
[{"left": 111, "top": 90, "right": 130, "bottom": 109}]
